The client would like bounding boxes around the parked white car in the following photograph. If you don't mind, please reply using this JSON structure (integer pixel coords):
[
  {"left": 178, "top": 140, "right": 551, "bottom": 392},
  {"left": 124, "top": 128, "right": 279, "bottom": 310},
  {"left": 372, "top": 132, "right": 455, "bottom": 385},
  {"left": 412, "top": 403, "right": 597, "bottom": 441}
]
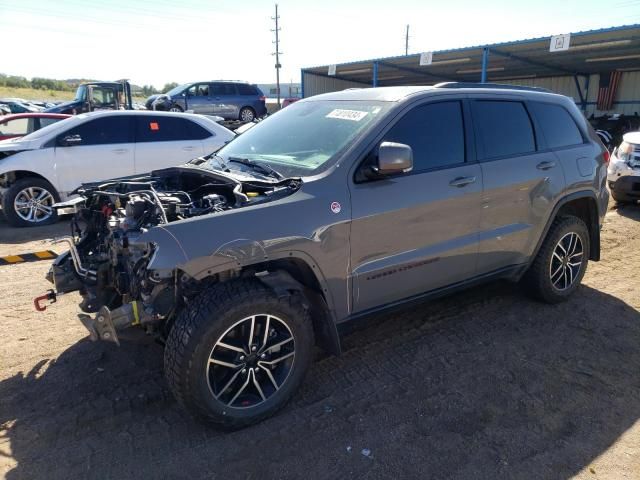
[
  {"left": 0, "top": 110, "right": 234, "bottom": 226},
  {"left": 608, "top": 131, "right": 640, "bottom": 204}
]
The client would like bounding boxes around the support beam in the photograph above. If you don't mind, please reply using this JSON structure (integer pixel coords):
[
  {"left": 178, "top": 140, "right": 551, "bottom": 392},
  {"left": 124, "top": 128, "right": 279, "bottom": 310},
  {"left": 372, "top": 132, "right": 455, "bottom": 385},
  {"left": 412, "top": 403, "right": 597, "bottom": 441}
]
[
  {"left": 481, "top": 47, "right": 490, "bottom": 83},
  {"left": 490, "top": 48, "right": 584, "bottom": 77},
  {"left": 574, "top": 75, "right": 586, "bottom": 112},
  {"left": 300, "top": 69, "right": 305, "bottom": 98},
  {"left": 373, "top": 61, "right": 378, "bottom": 87},
  {"left": 583, "top": 75, "right": 590, "bottom": 114}
]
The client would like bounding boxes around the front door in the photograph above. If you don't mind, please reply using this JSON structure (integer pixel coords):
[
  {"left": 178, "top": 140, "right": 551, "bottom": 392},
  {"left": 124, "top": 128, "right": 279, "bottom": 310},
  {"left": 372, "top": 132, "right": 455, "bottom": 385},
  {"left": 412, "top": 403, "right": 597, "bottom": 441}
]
[
  {"left": 349, "top": 99, "right": 483, "bottom": 314},
  {"left": 54, "top": 116, "right": 135, "bottom": 195},
  {"left": 185, "top": 83, "right": 213, "bottom": 114}
]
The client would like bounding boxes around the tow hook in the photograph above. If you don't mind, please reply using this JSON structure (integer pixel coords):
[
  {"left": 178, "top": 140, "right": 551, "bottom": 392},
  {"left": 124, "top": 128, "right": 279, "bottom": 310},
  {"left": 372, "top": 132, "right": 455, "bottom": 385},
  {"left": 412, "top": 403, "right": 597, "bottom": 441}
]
[{"left": 34, "top": 289, "right": 57, "bottom": 311}]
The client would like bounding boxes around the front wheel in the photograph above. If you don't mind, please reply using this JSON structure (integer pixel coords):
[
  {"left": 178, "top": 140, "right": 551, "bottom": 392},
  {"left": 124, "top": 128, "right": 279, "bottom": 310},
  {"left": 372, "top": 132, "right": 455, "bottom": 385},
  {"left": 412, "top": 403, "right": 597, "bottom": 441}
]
[
  {"left": 164, "top": 279, "right": 314, "bottom": 428},
  {"left": 522, "top": 215, "right": 590, "bottom": 303},
  {"left": 1, "top": 177, "right": 59, "bottom": 227}
]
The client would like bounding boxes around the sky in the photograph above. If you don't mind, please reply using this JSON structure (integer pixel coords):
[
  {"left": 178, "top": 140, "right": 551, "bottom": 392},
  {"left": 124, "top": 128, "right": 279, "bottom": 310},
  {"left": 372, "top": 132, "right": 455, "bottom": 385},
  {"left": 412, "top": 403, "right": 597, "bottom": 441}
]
[{"left": 1, "top": 0, "right": 639, "bottom": 89}]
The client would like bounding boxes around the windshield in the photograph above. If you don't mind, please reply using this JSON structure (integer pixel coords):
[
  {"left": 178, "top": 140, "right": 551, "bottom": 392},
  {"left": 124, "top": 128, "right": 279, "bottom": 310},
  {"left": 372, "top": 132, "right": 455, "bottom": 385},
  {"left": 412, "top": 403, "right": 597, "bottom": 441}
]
[
  {"left": 210, "top": 100, "right": 392, "bottom": 177},
  {"left": 74, "top": 85, "right": 87, "bottom": 102},
  {"left": 166, "top": 84, "right": 189, "bottom": 96}
]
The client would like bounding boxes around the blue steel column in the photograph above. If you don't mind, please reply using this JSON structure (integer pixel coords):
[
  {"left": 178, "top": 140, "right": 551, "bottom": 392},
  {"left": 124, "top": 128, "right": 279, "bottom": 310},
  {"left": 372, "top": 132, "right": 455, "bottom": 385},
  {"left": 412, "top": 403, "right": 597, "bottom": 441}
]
[
  {"left": 300, "top": 69, "right": 305, "bottom": 98},
  {"left": 373, "top": 61, "right": 379, "bottom": 87},
  {"left": 481, "top": 47, "right": 490, "bottom": 83}
]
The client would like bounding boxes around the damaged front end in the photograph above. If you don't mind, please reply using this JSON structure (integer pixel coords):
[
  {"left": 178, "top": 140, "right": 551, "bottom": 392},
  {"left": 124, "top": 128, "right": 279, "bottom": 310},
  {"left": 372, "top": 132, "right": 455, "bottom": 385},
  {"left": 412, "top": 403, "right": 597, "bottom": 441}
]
[{"left": 43, "top": 165, "right": 301, "bottom": 344}]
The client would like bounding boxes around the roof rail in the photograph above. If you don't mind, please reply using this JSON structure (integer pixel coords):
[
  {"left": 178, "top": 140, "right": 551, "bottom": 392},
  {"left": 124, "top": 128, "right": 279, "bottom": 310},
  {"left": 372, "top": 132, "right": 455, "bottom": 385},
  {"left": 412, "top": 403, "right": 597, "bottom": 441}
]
[{"left": 434, "top": 82, "right": 551, "bottom": 93}]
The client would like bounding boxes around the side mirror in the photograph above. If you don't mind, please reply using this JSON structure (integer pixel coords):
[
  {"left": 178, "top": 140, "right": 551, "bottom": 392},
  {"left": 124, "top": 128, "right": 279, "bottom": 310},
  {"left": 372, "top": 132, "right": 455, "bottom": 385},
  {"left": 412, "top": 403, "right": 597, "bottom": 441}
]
[
  {"left": 375, "top": 142, "right": 413, "bottom": 176},
  {"left": 58, "top": 134, "right": 82, "bottom": 146}
]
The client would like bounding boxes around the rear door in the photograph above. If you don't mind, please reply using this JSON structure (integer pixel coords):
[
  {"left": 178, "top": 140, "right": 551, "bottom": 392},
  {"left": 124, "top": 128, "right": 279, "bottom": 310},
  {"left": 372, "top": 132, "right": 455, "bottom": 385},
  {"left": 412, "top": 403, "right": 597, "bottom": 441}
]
[
  {"left": 53, "top": 116, "right": 135, "bottom": 194},
  {"left": 211, "top": 83, "right": 238, "bottom": 118},
  {"left": 134, "top": 115, "right": 206, "bottom": 172},
  {"left": 470, "top": 97, "right": 566, "bottom": 274},
  {"left": 349, "top": 99, "right": 483, "bottom": 313}
]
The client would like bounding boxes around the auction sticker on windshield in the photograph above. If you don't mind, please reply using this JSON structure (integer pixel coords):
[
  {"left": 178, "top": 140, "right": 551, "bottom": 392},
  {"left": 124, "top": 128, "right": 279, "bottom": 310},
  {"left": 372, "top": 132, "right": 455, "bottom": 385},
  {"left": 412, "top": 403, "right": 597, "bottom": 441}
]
[{"left": 326, "top": 109, "right": 369, "bottom": 121}]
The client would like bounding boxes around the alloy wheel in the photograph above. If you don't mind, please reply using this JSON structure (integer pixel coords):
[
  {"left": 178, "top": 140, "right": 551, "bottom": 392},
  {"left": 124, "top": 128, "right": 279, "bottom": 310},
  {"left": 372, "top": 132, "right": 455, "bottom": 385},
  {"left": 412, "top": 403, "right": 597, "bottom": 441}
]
[
  {"left": 13, "top": 186, "right": 55, "bottom": 223},
  {"left": 206, "top": 314, "right": 295, "bottom": 409},
  {"left": 240, "top": 109, "right": 254, "bottom": 122},
  {"left": 549, "top": 232, "right": 584, "bottom": 291}
]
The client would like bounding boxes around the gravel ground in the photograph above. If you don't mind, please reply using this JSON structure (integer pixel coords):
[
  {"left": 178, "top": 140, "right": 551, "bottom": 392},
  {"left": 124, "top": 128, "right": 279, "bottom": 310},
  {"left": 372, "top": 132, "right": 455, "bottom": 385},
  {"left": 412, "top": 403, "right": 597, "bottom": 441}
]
[{"left": 1, "top": 205, "right": 639, "bottom": 480}]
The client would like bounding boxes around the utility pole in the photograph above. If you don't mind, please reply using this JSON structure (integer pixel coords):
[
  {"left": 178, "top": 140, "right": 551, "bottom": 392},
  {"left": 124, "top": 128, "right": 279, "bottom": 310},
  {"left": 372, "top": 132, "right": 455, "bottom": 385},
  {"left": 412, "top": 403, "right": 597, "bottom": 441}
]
[
  {"left": 271, "top": 4, "right": 282, "bottom": 108},
  {"left": 405, "top": 24, "right": 409, "bottom": 55}
]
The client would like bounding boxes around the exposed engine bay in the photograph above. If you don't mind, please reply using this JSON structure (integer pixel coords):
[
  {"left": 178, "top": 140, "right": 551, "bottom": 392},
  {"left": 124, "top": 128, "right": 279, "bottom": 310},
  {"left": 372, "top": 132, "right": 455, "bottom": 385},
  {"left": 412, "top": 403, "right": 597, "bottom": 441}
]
[{"left": 45, "top": 165, "right": 301, "bottom": 344}]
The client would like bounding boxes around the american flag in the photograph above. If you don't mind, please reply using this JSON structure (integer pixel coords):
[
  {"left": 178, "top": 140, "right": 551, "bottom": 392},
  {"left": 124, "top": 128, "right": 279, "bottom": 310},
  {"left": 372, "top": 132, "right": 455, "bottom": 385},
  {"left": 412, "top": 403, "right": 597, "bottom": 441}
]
[{"left": 597, "top": 71, "right": 622, "bottom": 111}]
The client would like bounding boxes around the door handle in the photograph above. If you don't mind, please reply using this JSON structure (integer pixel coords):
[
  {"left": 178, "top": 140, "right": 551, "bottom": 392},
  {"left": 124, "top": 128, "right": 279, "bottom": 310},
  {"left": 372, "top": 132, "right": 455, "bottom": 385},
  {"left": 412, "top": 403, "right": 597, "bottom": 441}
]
[
  {"left": 182, "top": 146, "right": 195, "bottom": 151},
  {"left": 449, "top": 176, "right": 476, "bottom": 188},
  {"left": 536, "top": 161, "right": 556, "bottom": 170},
  {"left": 112, "top": 148, "right": 128, "bottom": 154}
]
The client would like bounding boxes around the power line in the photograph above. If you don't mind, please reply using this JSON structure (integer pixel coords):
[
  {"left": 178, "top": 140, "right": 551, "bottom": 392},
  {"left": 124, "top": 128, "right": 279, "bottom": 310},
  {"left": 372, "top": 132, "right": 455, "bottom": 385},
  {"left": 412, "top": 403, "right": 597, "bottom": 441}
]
[{"left": 271, "top": 4, "right": 282, "bottom": 108}]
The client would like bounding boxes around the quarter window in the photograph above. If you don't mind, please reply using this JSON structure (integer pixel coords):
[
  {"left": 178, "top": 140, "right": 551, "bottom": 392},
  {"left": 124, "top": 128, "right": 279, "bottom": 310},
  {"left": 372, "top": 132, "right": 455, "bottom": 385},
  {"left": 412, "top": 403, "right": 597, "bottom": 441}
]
[
  {"left": 473, "top": 101, "right": 536, "bottom": 159},
  {"left": 529, "top": 102, "right": 583, "bottom": 148},
  {"left": 0, "top": 118, "right": 29, "bottom": 135},
  {"left": 59, "top": 116, "right": 134, "bottom": 145},
  {"left": 237, "top": 84, "right": 257, "bottom": 95},
  {"left": 382, "top": 101, "right": 466, "bottom": 171}
]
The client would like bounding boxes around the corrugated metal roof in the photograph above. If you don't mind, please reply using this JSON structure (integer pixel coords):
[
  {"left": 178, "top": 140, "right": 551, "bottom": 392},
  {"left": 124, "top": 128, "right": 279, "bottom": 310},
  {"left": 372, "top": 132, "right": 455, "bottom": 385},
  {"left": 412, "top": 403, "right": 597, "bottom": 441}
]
[{"left": 303, "top": 23, "right": 640, "bottom": 86}]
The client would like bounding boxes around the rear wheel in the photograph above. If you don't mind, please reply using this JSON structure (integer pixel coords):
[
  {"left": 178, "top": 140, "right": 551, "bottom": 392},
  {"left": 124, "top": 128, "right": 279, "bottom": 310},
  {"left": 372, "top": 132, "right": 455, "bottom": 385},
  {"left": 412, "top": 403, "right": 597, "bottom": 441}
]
[
  {"left": 2, "top": 177, "right": 59, "bottom": 227},
  {"left": 239, "top": 107, "right": 255, "bottom": 122},
  {"left": 522, "top": 215, "right": 590, "bottom": 303},
  {"left": 169, "top": 104, "right": 183, "bottom": 112},
  {"left": 164, "top": 279, "right": 314, "bottom": 429}
]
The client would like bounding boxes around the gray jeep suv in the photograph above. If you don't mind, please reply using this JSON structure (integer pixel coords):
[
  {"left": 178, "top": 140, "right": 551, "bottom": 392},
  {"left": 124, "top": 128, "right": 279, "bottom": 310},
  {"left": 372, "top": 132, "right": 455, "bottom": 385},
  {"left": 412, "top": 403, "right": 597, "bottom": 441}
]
[{"left": 45, "top": 83, "right": 609, "bottom": 428}]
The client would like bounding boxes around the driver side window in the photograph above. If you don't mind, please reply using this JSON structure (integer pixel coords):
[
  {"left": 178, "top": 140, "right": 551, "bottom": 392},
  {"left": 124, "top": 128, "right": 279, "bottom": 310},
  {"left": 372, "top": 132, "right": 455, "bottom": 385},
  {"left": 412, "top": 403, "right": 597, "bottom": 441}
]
[{"left": 57, "top": 117, "right": 134, "bottom": 146}]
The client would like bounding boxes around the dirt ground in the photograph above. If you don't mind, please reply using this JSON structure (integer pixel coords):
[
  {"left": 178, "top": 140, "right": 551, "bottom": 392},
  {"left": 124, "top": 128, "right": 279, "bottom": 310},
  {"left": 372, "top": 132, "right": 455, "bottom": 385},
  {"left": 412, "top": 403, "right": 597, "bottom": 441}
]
[{"left": 1, "top": 204, "right": 639, "bottom": 480}]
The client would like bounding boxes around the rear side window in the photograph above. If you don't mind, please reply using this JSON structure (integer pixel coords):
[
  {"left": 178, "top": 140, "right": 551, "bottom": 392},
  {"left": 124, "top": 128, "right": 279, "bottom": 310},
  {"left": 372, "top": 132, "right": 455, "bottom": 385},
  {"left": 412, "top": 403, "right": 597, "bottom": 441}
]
[
  {"left": 136, "top": 116, "right": 211, "bottom": 142},
  {"left": 60, "top": 116, "right": 134, "bottom": 145},
  {"left": 237, "top": 84, "right": 257, "bottom": 95},
  {"left": 473, "top": 101, "right": 535, "bottom": 159},
  {"left": 212, "top": 83, "right": 237, "bottom": 96},
  {"left": 529, "top": 102, "right": 583, "bottom": 148},
  {"left": 382, "top": 101, "right": 465, "bottom": 171}
]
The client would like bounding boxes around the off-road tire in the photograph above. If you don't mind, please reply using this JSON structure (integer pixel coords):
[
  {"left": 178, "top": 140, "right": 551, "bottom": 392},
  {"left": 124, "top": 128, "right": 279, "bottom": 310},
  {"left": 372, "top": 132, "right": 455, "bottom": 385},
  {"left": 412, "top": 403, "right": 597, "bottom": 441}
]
[
  {"left": 164, "top": 278, "right": 314, "bottom": 429},
  {"left": 1, "top": 177, "right": 59, "bottom": 227},
  {"left": 522, "top": 215, "right": 590, "bottom": 303}
]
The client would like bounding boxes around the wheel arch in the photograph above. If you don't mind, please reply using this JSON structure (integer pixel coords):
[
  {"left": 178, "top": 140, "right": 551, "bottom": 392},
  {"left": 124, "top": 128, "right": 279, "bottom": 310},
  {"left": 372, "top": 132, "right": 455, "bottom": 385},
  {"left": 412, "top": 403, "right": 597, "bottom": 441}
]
[
  {"left": 533, "top": 191, "right": 601, "bottom": 264},
  {"left": 0, "top": 170, "right": 56, "bottom": 189},
  {"left": 193, "top": 254, "right": 341, "bottom": 356}
]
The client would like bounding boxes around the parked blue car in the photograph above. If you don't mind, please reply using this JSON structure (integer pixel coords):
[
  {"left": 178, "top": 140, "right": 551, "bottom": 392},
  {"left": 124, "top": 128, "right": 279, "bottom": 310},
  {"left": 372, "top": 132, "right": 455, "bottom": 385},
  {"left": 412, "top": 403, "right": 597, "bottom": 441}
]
[{"left": 146, "top": 81, "right": 267, "bottom": 122}]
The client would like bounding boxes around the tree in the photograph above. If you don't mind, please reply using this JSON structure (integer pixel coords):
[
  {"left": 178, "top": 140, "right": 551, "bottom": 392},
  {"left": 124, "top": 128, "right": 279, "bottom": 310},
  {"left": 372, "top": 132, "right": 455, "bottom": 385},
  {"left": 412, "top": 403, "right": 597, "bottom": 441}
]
[{"left": 162, "top": 82, "right": 179, "bottom": 93}]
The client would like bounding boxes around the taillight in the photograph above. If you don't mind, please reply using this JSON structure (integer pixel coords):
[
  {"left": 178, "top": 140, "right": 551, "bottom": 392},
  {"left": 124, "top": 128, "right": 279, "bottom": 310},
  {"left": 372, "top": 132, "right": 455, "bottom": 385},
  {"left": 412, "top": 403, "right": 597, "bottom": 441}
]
[
  {"left": 259, "top": 96, "right": 266, "bottom": 102},
  {"left": 603, "top": 150, "right": 610, "bottom": 164}
]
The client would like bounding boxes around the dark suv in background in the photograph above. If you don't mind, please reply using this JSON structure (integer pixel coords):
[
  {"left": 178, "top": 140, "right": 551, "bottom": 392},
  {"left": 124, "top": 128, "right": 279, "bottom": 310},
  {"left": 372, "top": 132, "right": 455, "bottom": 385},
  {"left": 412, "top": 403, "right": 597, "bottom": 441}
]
[
  {"left": 48, "top": 83, "right": 609, "bottom": 429},
  {"left": 146, "top": 81, "right": 267, "bottom": 121}
]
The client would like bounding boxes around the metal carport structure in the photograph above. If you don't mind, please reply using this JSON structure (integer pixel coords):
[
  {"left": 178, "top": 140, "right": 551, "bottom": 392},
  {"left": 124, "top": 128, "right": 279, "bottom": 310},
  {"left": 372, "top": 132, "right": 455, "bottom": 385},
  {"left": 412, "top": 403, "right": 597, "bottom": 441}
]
[{"left": 301, "top": 24, "right": 640, "bottom": 115}]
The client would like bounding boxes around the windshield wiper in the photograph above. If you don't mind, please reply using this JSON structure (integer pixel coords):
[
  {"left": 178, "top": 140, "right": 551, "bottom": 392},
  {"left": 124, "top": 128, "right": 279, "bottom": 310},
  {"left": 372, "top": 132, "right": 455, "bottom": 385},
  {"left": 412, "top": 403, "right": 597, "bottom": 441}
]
[
  {"left": 227, "top": 157, "right": 283, "bottom": 179},
  {"left": 188, "top": 153, "right": 225, "bottom": 168}
]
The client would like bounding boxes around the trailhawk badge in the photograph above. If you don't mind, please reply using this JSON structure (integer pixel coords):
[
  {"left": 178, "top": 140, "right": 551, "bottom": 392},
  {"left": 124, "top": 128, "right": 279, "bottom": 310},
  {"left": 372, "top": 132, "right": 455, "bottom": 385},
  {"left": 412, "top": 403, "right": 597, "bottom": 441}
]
[{"left": 330, "top": 201, "right": 341, "bottom": 214}]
